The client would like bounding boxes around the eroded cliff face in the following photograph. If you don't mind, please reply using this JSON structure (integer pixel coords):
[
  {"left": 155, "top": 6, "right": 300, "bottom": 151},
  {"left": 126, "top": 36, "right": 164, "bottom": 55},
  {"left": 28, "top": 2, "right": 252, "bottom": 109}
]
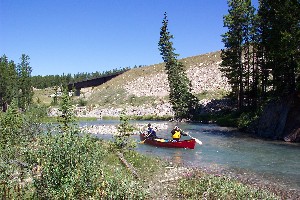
[
  {"left": 283, "top": 93, "right": 300, "bottom": 142},
  {"left": 256, "top": 93, "right": 300, "bottom": 142}
]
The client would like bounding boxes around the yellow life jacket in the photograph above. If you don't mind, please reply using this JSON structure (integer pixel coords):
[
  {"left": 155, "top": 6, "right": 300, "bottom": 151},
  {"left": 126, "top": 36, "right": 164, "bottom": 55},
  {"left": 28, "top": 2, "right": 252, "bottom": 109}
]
[{"left": 172, "top": 130, "right": 181, "bottom": 139}]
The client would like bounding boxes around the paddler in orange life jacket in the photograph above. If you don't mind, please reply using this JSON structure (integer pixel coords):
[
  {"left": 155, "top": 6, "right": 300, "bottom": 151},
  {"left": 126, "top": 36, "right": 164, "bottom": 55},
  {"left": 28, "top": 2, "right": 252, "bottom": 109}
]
[{"left": 171, "top": 126, "right": 187, "bottom": 141}]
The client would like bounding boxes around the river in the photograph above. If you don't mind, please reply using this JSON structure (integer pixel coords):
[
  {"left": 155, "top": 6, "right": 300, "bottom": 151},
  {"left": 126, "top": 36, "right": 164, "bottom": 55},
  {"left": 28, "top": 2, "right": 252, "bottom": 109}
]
[{"left": 80, "top": 120, "right": 300, "bottom": 192}]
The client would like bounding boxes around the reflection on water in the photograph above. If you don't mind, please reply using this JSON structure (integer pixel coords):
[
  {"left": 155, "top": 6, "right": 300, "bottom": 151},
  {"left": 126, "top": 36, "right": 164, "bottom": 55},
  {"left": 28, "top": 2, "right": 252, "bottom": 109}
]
[
  {"left": 81, "top": 120, "right": 300, "bottom": 191},
  {"left": 172, "top": 151, "right": 183, "bottom": 165}
]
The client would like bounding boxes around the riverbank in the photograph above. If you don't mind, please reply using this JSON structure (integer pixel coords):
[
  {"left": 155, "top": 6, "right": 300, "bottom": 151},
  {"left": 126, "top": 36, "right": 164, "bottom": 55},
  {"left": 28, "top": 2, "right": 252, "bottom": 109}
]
[
  {"left": 155, "top": 165, "right": 300, "bottom": 199},
  {"left": 187, "top": 165, "right": 300, "bottom": 199},
  {"left": 76, "top": 119, "right": 300, "bottom": 199}
]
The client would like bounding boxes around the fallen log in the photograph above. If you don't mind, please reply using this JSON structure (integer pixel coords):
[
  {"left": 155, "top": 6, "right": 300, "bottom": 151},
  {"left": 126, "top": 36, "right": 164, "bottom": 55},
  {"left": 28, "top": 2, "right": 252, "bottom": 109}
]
[{"left": 116, "top": 152, "right": 139, "bottom": 179}]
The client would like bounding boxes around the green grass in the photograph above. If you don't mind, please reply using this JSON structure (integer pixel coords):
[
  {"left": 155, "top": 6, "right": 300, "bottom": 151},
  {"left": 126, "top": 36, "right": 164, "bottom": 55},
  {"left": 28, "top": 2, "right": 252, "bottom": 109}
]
[
  {"left": 128, "top": 114, "right": 173, "bottom": 121},
  {"left": 195, "top": 89, "right": 230, "bottom": 101},
  {"left": 101, "top": 116, "right": 120, "bottom": 120},
  {"left": 216, "top": 113, "right": 240, "bottom": 127},
  {"left": 175, "top": 172, "right": 279, "bottom": 200},
  {"left": 102, "top": 115, "right": 173, "bottom": 121},
  {"left": 42, "top": 116, "right": 97, "bottom": 123},
  {"left": 32, "top": 87, "right": 56, "bottom": 105}
]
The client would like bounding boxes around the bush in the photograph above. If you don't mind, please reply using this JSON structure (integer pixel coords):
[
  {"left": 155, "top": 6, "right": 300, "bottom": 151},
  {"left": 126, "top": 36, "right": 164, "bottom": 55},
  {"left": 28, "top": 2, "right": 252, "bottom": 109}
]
[
  {"left": 0, "top": 102, "right": 45, "bottom": 160},
  {"left": 25, "top": 131, "right": 147, "bottom": 199},
  {"left": 74, "top": 98, "right": 87, "bottom": 106},
  {"left": 237, "top": 111, "right": 259, "bottom": 130},
  {"left": 27, "top": 132, "right": 108, "bottom": 199},
  {"left": 113, "top": 111, "right": 136, "bottom": 151},
  {"left": 0, "top": 102, "right": 45, "bottom": 199}
]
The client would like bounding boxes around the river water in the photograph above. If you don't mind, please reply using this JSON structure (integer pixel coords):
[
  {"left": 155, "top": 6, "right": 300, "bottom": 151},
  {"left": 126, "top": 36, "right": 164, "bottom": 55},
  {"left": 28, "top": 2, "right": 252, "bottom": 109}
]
[{"left": 80, "top": 120, "right": 300, "bottom": 191}]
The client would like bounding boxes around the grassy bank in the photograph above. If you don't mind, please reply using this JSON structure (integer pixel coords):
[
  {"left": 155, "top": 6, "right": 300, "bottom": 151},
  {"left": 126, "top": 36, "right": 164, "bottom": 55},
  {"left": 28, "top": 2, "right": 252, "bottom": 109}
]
[
  {"left": 195, "top": 110, "right": 258, "bottom": 130},
  {"left": 174, "top": 171, "right": 279, "bottom": 199},
  {"left": 42, "top": 116, "right": 98, "bottom": 123},
  {"left": 102, "top": 114, "right": 173, "bottom": 121}
]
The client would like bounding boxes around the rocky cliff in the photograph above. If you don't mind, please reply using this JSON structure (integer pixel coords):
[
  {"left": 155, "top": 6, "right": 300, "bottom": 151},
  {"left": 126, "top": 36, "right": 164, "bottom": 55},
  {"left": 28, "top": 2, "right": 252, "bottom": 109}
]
[{"left": 255, "top": 93, "right": 300, "bottom": 142}]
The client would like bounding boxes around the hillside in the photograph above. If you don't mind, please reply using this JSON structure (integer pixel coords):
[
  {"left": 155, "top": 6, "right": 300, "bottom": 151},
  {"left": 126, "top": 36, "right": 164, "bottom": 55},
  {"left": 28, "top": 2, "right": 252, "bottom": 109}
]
[
  {"left": 87, "top": 51, "right": 229, "bottom": 103},
  {"left": 44, "top": 51, "right": 231, "bottom": 118}
]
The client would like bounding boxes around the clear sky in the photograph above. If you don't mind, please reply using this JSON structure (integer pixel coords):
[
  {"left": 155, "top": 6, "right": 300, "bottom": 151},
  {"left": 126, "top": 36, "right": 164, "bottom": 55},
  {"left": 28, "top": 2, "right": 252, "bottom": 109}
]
[{"left": 0, "top": 0, "right": 258, "bottom": 76}]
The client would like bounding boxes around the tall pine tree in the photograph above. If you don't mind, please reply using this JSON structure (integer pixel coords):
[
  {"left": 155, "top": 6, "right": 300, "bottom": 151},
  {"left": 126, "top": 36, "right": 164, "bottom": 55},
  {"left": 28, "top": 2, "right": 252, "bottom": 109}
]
[
  {"left": 0, "top": 55, "right": 18, "bottom": 112},
  {"left": 221, "top": 0, "right": 256, "bottom": 110},
  {"left": 158, "top": 12, "right": 199, "bottom": 119},
  {"left": 0, "top": 56, "right": 8, "bottom": 111},
  {"left": 17, "top": 54, "right": 33, "bottom": 110},
  {"left": 258, "top": 0, "right": 300, "bottom": 96}
]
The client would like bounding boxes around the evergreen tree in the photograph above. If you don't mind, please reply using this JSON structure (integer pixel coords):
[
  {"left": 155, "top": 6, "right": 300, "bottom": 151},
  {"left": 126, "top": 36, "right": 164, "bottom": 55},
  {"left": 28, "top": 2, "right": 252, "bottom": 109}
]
[
  {"left": 158, "top": 12, "right": 199, "bottom": 119},
  {"left": 242, "top": 1, "right": 258, "bottom": 108},
  {"left": 258, "top": 0, "right": 300, "bottom": 96},
  {"left": 221, "top": 0, "right": 256, "bottom": 110},
  {"left": 0, "top": 55, "right": 8, "bottom": 111},
  {"left": 17, "top": 54, "right": 33, "bottom": 110},
  {"left": 5, "top": 61, "right": 18, "bottom": 110},
  {"left": 57, "top": 87, "right": 76, "bottom": 133},
  {"left": 0, "top": 55, "right": 18, "bottom": 112}
]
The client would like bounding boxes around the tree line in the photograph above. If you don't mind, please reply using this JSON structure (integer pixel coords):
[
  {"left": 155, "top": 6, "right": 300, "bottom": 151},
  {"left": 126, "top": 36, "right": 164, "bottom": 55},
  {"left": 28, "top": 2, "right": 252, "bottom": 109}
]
[
  {"left": 31, "top": 66, "right": 132, "bottom": 89},
  {"left": 0, "top": 54, "right": 33, "bottom": 112},
  {"left": 1, "top": 54, "right": 139, "bottom": 111},
  {"left": 221, "top": 0, "right": 300, "bottom": 111}
]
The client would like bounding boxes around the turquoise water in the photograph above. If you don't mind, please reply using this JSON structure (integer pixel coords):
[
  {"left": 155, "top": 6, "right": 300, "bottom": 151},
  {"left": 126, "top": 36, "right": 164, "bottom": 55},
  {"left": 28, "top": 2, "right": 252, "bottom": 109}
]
[{"left": 80, "top": 120, "right": 300, "bottom": 191}]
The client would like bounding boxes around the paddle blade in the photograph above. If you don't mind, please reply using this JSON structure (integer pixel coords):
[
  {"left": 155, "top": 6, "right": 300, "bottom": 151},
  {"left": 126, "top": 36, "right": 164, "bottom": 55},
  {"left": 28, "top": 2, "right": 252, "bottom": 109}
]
[
  {"left": 194, "top": 138, "right": 202, "bottom": 145},
  {"left": 139, "top": 139, "right": 146, "bottom": 144},
  {"left": 186, "top": 132, "right": 202, "bottom": 145}
]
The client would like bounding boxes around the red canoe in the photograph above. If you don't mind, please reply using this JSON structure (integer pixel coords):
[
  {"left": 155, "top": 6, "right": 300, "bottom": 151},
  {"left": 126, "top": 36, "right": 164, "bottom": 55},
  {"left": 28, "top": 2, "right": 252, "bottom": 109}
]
[{"left": 140, "top": 133, "right": 196, "bottom": 149}]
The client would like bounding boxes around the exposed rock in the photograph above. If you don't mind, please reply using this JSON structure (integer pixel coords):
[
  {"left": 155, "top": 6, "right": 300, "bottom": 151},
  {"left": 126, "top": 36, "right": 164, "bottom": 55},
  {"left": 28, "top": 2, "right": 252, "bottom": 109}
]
[
  {"left": 256, "top": 93, "right": 300, "bottom": 142},
  {"left": 284, "top": 128, "right": 300, "bottom": 142},
  {"left": 283, "top": 93, "right": 300, "bottom": 142},
  {"left": 200, "top": 98, "right": 235, "bottom": 114},
  {"left": 123, "top": 63, "right": 230, "bottom": 97},
  {"left": 80, "top": 123, "right": 168, "bottom": 135},
  {"left": 123, "top": 73, "right": 169, "bottom": 97}
]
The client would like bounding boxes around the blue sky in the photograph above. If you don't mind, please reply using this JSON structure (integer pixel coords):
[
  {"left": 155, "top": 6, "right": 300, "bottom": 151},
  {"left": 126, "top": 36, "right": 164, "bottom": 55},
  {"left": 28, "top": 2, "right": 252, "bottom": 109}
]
[{"left": 0, "top": 0, "right": 258, "bottom": 76}]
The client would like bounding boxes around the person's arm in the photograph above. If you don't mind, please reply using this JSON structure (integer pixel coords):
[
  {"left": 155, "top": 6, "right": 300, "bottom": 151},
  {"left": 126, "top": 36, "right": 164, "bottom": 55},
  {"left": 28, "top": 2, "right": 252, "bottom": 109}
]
[
  {"left": 181, "top": 129, "right": 187, "bottom": 136},
  {"left": 171, "top": 129, "right": 175, "bottom": 135},
  {"left": 145, "top": 128, "right": 152, "bottom": 137}
]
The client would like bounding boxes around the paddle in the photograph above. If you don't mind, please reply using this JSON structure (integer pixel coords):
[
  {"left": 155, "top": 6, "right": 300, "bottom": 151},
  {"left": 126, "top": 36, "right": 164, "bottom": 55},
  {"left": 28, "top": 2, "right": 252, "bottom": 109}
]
[
  {"left": 186, "top": 132, "right": 202, "bottom": 145},
  {"left": 139, "top": 138, "right": 147, "bottom": 144},
  {"left": 139, "top": 131, "right": 151, "bottom": 144}
]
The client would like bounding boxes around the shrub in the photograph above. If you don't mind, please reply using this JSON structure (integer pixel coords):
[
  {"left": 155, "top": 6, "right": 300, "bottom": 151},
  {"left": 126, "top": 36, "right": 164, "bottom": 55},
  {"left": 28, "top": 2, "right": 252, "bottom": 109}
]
[
  {"left": 237, "top": 111, "right": 259, "bottom": 130},
  {"left": 0, "top": 102, "right": 45, "bottom": 199},
  {"left": 113, "top": 111, "right": 136, "bottom": 151},
  {"left": 27, "top": 132, "right": 108, "bottom": 199}
]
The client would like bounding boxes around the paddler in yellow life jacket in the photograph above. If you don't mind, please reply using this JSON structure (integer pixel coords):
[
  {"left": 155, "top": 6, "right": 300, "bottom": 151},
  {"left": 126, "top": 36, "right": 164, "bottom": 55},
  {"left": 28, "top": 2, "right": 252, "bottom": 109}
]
[{"left": 171, "top": 126, "right": 187, "bottom": 141}]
